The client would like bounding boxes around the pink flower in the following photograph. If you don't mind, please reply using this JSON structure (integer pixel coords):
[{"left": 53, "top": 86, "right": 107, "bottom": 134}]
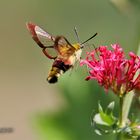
[{"left": 80, "top": 44, "right": 140, "bottom": 95}]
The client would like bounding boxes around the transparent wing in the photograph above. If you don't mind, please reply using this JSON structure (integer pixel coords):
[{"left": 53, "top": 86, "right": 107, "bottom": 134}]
[
  {"left": 26, "top": 22, "right": 56, "bottom": 59},
  {"left": 26, "top": 22, "right": 55, "bottom": 48},
  {"left": 56, "top": 36, "right": 72, "bottom": 48}
]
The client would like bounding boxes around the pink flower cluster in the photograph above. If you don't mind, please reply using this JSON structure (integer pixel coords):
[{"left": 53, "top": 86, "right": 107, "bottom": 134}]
[{"left": 80, "top": 44, "right": 140, "bottom": 95}]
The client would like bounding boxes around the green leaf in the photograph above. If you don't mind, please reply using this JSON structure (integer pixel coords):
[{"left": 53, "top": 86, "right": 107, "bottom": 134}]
[
  {"left": 98, "top": 102, "right": 103, "bottom": 113},
  {"left": 94, "top": 129, "right": 102, "bottom": 135},
  {"left": 93, "top": 113, "right": 110, "bottom": 126},
  {"left": 105, "top": 101, "right": 115, "bottom": 115},
  {"left": 94, "top": 102, "right": 116, "bottom": 126}
]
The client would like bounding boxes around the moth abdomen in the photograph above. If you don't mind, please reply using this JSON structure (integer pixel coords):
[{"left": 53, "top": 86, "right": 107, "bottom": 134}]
[{"left": 47, "top": 60, "right": 72, "bottom": 83}]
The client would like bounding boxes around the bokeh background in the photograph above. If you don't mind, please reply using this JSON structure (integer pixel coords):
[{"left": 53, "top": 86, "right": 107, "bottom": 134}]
[{"left": 0, "top": 0, "right": 140, "bottom": 140}]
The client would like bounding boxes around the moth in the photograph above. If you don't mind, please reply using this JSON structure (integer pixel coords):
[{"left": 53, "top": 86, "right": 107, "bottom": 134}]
[{"left": 26, "top": 22, "right": 97, "bottom": 83}]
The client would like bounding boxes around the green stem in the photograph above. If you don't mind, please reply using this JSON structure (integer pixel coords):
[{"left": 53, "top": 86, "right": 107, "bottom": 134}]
[
  {"left": 121, "top": 92, "right": 134, "bottom": 126},
  {"left": 118, "top": 92, "right": 134, "bottom": 127},
  {"left": 118, "top": 94, "right": 134, "bottom": 128},
  {"left": 119, "top": 96, "right": 125, "bottom": 128}
]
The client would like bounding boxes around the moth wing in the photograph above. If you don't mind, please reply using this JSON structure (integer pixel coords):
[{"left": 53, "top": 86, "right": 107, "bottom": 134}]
[
  {"left": 26, "top": 22, "right": 56, "bottom": 59},
  {"left": 26, "top": 22, "right": 55, "bottom": 48},
  {"left": 57, "top": 37, "right": 73, "bottom": 48},
  {"left": 56, "top": 36, "right": 76, "bottom": 56}
]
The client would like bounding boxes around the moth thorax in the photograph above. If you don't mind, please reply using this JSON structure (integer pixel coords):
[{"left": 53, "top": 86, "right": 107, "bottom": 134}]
[
  {"left": 72, "top": 43, "right": 82, "bottom": 61},
  {"left": 72, "top": 43, "right": 81, "bottom": 50},
  {"left": 75, "top": 49, "right": 82, "bottom": 61}
]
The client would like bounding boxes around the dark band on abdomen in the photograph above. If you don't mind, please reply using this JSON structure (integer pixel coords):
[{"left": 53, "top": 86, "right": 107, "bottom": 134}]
[{"left": 52, "top": 60, "right": 71, "bottom": 72}]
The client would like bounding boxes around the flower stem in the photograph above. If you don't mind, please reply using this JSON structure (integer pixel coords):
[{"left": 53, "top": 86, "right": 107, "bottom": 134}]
[
  {"left": 119, "top": 93, "right": 134, "bottom": 128},
  {"left": 119, "top": 95, "right": 125, "bottom": 128},
  {"left": 122, "top": 92, "right": 134, "bottom": 126},
  {"left": 119, "top": 92, "right": 134, "bottom": 127}
]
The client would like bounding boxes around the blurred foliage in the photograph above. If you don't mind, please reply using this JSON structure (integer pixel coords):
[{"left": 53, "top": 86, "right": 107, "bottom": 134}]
[{"left": 33, "top": 70, "right": 117, "bottom": 140}]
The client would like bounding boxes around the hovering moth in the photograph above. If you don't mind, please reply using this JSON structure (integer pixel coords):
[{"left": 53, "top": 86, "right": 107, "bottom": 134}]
[{"left": 26, "top": 22, "right": 97, "bottom": 83}]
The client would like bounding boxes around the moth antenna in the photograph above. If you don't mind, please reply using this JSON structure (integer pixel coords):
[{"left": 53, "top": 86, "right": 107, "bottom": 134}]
[
  {"left": 74, "top": 27, "right": 80, "bottom": 43},
  {"left": 81, "top": 33, "right": 98, "bottom": 47}
]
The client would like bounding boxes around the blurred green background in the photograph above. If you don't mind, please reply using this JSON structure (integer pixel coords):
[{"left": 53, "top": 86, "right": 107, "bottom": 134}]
[{"left": 0, "top": 0, "right": 140, "bottom": 140}]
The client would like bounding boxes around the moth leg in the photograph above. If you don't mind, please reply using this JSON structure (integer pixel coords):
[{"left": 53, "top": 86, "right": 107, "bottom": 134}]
[
  {"left": 73, "top": 53, "right": 81, "bottom": 71},
  {"left": 74, "top": 59, "right": 80, "bottom": 71}
]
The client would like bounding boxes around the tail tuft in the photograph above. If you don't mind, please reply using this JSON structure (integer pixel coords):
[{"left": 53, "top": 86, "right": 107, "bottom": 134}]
[{"left": 47, "top": 75, "right": 58, "bottom": 83}]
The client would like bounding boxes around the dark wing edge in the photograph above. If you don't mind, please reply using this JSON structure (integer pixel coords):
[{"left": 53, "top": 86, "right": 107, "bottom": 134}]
[{"left": 26, "top": 22, "right": 56, "bottom": 59}]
